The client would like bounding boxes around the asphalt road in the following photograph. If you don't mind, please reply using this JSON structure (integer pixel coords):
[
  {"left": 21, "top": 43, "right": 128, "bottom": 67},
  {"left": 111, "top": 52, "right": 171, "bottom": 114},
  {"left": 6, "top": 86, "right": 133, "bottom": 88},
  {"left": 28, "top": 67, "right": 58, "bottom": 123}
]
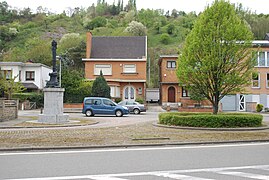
[
  {"left": 1, "top": 142, "right": 269, "bottom": 179},
  {"left": 15, "top": 109, "right": 163, "bottom": 128}
]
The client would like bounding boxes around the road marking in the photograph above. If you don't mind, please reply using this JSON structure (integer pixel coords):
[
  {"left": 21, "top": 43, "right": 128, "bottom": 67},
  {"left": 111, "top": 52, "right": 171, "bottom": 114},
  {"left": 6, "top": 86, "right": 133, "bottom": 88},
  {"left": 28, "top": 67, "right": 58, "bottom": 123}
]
[
  {"left": 6, "top": 165, "right": 269, "bottom": 180},
  {"left": 216, "top": 171, "right": 269, "bottom": 180},
  {"left": 155, "top": 172, "right": 214, "bottom": 180},
  {"left": 1, "top": 142, "right": 269, "bottom": 156}
]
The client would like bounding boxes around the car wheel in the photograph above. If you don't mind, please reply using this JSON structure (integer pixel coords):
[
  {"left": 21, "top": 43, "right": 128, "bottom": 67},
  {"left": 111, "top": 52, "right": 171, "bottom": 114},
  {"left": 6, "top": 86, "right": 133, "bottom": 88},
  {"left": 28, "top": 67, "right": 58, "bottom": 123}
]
[
  {"left": 115, "top": 110, "right": 123, "bottom": 117},
  {"left": 85, "top": 110, "right": 93, "bottom": 117},
  {"left": 133, "top": 108, "right": 140, "bottom": 114}
]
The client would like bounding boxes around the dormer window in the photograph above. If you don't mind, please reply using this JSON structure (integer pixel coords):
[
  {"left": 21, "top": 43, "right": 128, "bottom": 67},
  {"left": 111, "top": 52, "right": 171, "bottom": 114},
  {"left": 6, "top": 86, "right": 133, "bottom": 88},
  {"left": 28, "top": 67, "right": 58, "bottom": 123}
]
[{"left": 167, "top": 61, "right": 176, "bottom": 69}]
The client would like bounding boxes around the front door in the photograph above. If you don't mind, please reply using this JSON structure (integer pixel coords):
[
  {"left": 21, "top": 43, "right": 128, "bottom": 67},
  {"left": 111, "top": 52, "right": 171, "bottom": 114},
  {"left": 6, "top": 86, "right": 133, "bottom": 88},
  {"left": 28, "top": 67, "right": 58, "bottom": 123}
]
[
  {"left": 168, "top": 86, "right": 175, "bottom": 102},
  {"left": 124, "top": 86, "right": 135, "bottom": 101},
  {"left": 239, "top": 94, "right": 245, "bottom": 111}
]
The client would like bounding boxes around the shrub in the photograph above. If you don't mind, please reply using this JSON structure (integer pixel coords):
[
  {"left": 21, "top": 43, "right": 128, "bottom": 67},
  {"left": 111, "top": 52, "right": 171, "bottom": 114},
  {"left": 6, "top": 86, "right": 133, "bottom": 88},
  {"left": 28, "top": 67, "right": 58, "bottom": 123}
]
[
  {"left": 115, "top": 98, "right": 122, "bottom": 103},
  {"left": 135, "top": 97, "right": 144, "bottom": 104},
  {"left": 159, "top": 112, "right": 263, "bottom": 128},
  {"left": 256, "top": 104, "right": 264, "bottom": 112}
]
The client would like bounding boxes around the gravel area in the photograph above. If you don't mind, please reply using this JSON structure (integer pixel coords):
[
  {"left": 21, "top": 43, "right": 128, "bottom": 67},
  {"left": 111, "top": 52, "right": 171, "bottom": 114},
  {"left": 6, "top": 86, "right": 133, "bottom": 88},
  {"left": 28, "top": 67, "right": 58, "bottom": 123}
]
[{"left": 0, "top": 121, "right": 269, "bottom": 149}]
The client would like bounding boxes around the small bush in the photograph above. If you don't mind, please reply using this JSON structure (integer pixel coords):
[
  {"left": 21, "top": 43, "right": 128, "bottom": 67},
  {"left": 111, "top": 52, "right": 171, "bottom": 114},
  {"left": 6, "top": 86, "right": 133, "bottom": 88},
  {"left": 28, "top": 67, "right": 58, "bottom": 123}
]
[
  {"left": 115, "top": 98, "right": 122, "bottom": 103},
  {"left": 135, "top": 97, "right": 144, "bottom": 104},
  {"left": 159, "top": 112, "right": 263, "bottom": 128},
  {"left": 256, "top": 104, "right": 264, "bottom": 112}
]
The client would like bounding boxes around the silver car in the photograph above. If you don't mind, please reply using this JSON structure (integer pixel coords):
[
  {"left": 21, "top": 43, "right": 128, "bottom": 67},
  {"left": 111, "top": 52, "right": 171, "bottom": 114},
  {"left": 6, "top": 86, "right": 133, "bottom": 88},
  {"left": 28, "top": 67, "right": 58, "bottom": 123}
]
[{"left": 118, "top": 101, "right": 146, "bottom": 114}]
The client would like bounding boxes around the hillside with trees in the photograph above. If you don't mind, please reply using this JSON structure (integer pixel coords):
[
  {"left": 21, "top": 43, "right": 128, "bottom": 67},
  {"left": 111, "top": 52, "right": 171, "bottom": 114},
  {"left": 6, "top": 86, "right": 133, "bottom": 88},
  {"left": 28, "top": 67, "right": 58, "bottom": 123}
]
[{"left": 1, "top": 0, "right": 269, "bottom": 89}]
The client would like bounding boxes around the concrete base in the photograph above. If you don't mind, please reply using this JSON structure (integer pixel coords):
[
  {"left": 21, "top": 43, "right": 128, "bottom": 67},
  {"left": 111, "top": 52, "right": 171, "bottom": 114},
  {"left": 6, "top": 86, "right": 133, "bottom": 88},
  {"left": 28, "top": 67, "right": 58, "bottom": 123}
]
[
  {"left": 38, "top": 114, "right": 69, "bottom": 124},
  {"left": 38, "top": 88, "right": 69, "bottom": 124}
]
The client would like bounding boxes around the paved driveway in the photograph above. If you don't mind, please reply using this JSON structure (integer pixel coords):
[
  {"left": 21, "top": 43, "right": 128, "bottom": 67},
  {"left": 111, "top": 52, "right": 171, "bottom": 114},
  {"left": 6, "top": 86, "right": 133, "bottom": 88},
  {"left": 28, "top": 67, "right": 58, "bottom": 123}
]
[{"left": 14, "top": 106, "right": 165, "bottom": 128}]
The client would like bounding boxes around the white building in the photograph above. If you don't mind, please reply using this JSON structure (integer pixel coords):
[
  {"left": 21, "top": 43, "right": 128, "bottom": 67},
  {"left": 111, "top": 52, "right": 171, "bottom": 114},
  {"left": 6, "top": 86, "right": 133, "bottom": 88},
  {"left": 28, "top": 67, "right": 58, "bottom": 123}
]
[{"left": 0, "top": 62, "right": 52, "bottom": 92}]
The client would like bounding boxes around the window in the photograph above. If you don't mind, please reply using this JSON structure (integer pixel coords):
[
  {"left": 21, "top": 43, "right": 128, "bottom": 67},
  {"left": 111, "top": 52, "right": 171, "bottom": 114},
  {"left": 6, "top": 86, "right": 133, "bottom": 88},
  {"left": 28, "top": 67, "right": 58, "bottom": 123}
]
[
  {"left": 267, "top": 73, "right": 269, "bottom": 88},
  {"left": 94, "top": 64, "right": 112, "bottom": 75},
  {"left": 0, "top": 70, "right": 12, "bottom": 80},
  {"left": 93, "top": 99, "right": 101, "bottom": 105},
  {"left": 85, "top": 99, "right": 93, "bottom": 105},
  {"left": 182, "top": 87, "right": 189, "bottom": 97},
  {"left": 103, "top": 99, "right": 115, "bottom": 106},
  {"left": 258, "top": 52, "right": 265, "bottom": 66},
  {"left": 252, "top": 72, "right": 260, "bottom": 88},
  {"left": 167, "top": 61, "right": 176, "bottom": 68},
  {"left": 123, "top": 64, "right": 136, "bottom": 73},
  {"left": 26, "top": 71, "right": 35, "bottom": 81},
  {"left": 110, "top": 86, "right": 120, "bottom": 98},
  {"left": 257, "top": 51, "right": 269, "bottom": 67}
]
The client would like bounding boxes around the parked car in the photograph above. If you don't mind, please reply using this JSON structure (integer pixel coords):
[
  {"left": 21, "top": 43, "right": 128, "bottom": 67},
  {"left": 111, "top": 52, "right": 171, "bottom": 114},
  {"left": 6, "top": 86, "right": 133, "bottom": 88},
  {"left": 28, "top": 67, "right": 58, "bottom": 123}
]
[
  {"left": 118, "top": 101, "right": 146, "bottom": 114},
  {"left": 82, "top": 97, "right": 129, "bottom": 117}
]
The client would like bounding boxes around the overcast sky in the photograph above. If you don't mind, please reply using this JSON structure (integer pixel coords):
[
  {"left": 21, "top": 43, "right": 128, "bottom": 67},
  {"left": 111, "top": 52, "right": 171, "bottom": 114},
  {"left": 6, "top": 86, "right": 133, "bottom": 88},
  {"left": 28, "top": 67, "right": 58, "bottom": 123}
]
[{"left": 4, "top": 0, "right": 269, "bottom": 14}]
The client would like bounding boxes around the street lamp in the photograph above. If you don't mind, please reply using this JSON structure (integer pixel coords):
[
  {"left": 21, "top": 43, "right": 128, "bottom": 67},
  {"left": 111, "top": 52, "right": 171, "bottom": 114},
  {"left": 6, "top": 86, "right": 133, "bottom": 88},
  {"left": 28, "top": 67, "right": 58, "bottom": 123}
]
[{"left": 56, "top": 56, "right": 62, "bottom": 88}]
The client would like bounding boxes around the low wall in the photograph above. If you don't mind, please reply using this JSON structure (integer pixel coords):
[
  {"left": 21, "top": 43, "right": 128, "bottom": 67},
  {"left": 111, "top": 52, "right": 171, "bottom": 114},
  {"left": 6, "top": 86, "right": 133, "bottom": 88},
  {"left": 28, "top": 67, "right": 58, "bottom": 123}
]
[
  {"left": 178, "top": 106, "right": 213, "bottom": 113},
  {"left": 63, "top": 103, "right": 83, "bottom": 109},
  {"left": 0, "top": 99, "right": 19, "bottom": 121}
]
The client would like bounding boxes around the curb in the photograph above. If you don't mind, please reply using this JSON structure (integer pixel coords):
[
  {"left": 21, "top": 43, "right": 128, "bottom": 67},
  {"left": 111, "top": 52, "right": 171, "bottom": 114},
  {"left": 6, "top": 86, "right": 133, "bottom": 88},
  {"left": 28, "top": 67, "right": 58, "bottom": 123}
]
[
  {"left": 153, "top": 123, "right": 269, "bottom": 131},
  {"left": 1, "top": 139, "right": 269, "bottom": 152}
]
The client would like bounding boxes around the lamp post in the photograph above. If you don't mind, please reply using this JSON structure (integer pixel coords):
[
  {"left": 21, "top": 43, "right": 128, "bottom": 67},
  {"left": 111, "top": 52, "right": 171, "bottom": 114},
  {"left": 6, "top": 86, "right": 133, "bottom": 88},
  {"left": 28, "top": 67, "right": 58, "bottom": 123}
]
[{"left": 56, "top": 56, "right": 62, "bottom": 88}]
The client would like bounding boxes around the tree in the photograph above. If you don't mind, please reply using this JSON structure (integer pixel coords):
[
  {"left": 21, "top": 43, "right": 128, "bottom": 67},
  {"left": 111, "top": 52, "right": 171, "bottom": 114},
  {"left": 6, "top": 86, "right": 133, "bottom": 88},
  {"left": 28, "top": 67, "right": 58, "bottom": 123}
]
[
  {"left": 177, "top": 0, "right": 255, "bottom": 114},
  {"left": 0, "top": 76, "right": 26, "bottom": 100},
  {"left": 124, "top": 21, "right": 147, "bottom": 36},
  {"left": 91, "top": 71, "right": 110, "bottom": 98}
]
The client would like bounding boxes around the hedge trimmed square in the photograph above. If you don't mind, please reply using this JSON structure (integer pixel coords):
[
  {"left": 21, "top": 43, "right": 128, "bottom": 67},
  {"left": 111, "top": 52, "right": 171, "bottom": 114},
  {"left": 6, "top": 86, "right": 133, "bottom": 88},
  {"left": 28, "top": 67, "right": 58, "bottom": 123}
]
[{"left": 158, "top": 112, "right": 263, "bottom": 128}]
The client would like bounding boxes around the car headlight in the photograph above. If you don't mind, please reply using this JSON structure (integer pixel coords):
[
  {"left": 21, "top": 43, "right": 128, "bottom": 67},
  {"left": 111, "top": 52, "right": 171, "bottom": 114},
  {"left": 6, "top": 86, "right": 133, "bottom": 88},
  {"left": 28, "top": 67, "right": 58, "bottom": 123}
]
[{"left": 123, "top": 106, "right": 128, "bottom": 110}]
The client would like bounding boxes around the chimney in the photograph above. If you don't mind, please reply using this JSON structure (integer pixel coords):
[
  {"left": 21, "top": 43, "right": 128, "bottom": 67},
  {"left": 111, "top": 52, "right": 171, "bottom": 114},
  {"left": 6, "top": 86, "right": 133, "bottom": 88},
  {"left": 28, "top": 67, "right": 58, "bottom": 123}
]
[{"left": 86, "top": 32, "right": 92, "bottom": 58}]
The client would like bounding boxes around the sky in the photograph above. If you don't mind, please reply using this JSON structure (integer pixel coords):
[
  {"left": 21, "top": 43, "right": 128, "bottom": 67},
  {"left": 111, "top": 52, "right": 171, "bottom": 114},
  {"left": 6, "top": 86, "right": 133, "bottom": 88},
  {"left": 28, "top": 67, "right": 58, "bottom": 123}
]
[{"left": 4, "top": 0, "right": 269, "bottom": 14}]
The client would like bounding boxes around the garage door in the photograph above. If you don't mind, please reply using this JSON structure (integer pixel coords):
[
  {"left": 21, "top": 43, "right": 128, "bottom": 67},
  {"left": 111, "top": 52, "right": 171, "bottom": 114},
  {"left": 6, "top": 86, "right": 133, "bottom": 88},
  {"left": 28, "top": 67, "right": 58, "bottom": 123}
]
[{"left": 221, "top": 95, "right": 236, "bottom": 111}]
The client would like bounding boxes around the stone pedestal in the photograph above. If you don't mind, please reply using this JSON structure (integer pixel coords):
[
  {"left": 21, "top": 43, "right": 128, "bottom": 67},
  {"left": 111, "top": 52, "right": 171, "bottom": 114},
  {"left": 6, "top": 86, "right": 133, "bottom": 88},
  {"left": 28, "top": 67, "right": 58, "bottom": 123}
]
[{"left": 38, "top": 88, "right": 69, "bottom": 124}]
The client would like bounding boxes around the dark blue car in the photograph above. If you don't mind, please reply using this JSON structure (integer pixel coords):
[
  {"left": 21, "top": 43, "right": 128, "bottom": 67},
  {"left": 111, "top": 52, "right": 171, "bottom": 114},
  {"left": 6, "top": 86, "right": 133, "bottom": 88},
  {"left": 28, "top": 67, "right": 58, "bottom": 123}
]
[{"left": 82, "top": 97, "right": 129, "bottom": 117}]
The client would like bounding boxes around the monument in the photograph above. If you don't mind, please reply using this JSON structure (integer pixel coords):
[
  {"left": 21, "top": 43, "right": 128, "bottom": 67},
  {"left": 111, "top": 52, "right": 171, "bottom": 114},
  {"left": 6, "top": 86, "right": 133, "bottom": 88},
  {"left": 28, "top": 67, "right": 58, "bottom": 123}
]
[{"left": 38, "top": 40, "right": 69, "bottom": 124}]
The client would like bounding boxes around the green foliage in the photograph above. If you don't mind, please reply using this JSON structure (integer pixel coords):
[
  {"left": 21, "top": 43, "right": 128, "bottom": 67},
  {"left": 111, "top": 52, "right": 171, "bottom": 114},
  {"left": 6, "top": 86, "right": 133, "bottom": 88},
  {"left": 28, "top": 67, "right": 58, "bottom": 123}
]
[
  {"left": 58, "top": 33, "right": 82, "bottom": 52},
  {"left": 0, "top": 77, "right": 26, "bottom": 99},
  {"left": 135, "top": 97, "right": 144, "bottom": 104},
  {"left": 159, "top": 112, "right": 263, "bottom": 128},
  {"left": 13, "top": 92, "right": 44, "bottom": 108},
  {"left": 189, "top": 88, "right": 205, "bottom": 104},
  {"left": 177, "top": 0, "right": 255, "bottom": 114},
  {"left": 114, "top": 98, "right": 122, "bottom": 103},
  {"left": 61, "top": 69, "right": 91, "bottom": 103},
  {"left": 0, "top": 0, "right": 268, "bottom": 91},
  {"left": 256, "top": 104, "right": 264, "bottom": 112},
  {"left": 91, "top": 71, "right": 111, "bottom": 98},
  {"left": 124, "top": 21, "right": 147, "bottom": 36},
  {"left": 83, "top": 16, "right": 107, "bottom": 30},
  {"left": 160, "top": 33, "right": 170, "bottom": 44}
]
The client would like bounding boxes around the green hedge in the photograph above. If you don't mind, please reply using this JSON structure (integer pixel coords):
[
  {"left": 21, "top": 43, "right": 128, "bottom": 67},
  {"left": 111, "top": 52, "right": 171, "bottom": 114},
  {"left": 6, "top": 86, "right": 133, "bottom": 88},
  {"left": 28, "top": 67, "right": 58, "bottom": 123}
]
[{"left": 159, "top": 112, "right": 263, "bottom": 128}]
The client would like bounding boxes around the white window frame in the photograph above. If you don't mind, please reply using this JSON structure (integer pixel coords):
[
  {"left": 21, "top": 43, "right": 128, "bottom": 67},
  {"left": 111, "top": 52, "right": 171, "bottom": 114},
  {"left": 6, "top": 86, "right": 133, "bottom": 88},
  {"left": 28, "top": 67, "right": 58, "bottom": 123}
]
[
  {"left": 167, "top": 60, "right": 176, "bottom": 69},
  {"left": 123, "top": 64, "right": 136, "bottom": 73},
  {"left": 110, "top": 86, "right": 120, "bottom": 98},
  {"left": 256, "top": 51, "right": 269, "bottom": 67},
  {"left": 252, "top": 73, "right": 260, "bottom": 88},
  {"left": 266, "top": 73, "right": 269, "bottom": 88},
  {"left": 94, "top": 64, "right": 112, "bottom": 75}
]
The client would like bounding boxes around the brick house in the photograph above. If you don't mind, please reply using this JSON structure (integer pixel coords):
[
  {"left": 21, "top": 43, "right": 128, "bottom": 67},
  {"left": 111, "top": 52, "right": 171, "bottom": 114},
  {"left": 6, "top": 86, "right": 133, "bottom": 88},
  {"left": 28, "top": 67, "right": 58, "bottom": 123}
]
[
  {"left": 82, "top": 32, "right": 147, "bottom": 101},
  {"left": 159, "top": 40, "right": 269, "bottom": 112},
  {"left": 221, "top": 40, "right": 269, "bottom": 111},
  {"left": 158, "top": 55, "right": 211, "bottom": 111}
]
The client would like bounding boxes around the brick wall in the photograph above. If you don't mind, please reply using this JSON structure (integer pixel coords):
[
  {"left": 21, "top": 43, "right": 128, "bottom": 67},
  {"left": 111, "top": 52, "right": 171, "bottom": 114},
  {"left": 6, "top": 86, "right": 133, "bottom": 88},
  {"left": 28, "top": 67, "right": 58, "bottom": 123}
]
[{"left": 0, "top": 99, "right": 18, "bottom": 121}]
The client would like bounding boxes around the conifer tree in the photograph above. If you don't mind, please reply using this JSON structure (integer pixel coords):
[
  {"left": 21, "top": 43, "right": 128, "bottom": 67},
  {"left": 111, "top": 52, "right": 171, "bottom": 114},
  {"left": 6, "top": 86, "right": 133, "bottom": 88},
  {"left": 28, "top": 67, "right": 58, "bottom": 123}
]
[{"left": 91, "top": 71, "right": 111, "bottom": 98}]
